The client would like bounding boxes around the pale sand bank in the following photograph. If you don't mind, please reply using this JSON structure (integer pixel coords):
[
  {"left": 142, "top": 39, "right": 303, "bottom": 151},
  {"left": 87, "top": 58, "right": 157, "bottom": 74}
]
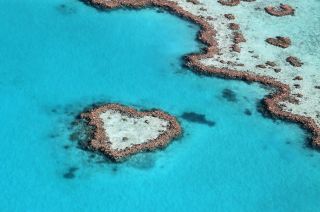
[{"left": 100, "top": 110, "right": 169, "bottom": 150}]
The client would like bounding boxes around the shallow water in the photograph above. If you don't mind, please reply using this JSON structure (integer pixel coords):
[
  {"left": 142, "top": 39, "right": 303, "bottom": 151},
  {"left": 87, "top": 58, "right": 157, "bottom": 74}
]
[{"left": 1, "top": 0, "right": 320, "bottom": 211}]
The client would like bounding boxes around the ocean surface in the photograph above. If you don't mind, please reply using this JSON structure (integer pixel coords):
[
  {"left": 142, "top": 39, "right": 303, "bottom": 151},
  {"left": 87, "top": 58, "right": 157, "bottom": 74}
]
[{"left": 1, "top": 0, "right": 320, "bottom": 211}]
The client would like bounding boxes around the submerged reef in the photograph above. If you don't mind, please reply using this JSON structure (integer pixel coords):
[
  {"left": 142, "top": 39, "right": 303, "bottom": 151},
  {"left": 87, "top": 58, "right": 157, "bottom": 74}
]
[
  {"left": 265, "top": 4, "right": 295, "bottom": 17},
  {"left": 80, "top": 0, "right": 320, "bottom": 148},
  {"left": 266, "top": 37, "right": 291, "bottom": 49},
  {"left": 286, "top": 56, "right": 303, "bottom": 67},
  {"left": 218, "top": 0, "right": 240, "bottom": 7},
  {"left": 80, "top": 103, "right": 181, "bottom": 161},
  {"left": 224, "top": 14, "right": 235, "bottom": 20},
  {"left": 222, "top": 88, "right": 238, "bottom": 102},
  {"left": 55, "top": 3, "right": 77, "bottom": 15},
  {"left": 181, "top": 112, "right": 216, "bottom": 126},
  {"left": 63, "top": 167, "right": 79, "bottom": 179}
]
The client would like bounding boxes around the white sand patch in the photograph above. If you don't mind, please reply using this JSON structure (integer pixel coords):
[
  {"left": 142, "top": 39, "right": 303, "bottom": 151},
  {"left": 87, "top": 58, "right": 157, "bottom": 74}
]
[{"left": 100, "top": 110, "right": 169, "bottom": 150}]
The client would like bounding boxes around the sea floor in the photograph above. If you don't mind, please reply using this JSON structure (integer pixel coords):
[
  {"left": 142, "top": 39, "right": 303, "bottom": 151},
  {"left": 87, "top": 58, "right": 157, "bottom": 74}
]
[{"left": 1, "top": 0, "right": 320, "bottom": 211}]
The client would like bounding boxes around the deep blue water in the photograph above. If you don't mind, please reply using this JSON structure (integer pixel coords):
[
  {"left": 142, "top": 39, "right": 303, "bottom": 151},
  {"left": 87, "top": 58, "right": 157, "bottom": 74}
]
[{"left": 1, "top": 0, "right": 320, "bottom": 211}]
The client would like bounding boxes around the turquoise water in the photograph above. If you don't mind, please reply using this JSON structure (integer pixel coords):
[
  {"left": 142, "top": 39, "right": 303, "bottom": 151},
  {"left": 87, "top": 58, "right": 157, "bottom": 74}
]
[{"left": 1, "top": 0, "right": 320, "bottom": 211}]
